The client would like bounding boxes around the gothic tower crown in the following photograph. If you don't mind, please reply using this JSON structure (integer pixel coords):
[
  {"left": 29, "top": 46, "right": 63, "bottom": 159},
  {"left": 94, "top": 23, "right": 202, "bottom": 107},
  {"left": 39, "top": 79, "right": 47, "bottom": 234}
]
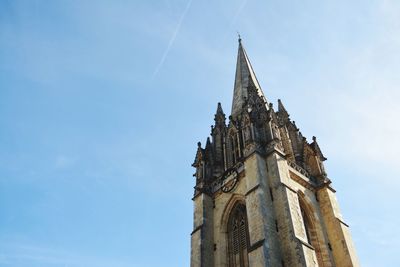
[{"left": 193, "top": 39, "right": 329, "bottom": 195}]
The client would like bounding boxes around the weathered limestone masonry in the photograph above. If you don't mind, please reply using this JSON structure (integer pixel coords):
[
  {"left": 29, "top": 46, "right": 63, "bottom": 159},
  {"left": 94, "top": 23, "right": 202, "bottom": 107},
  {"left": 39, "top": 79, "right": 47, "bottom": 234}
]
[{"left": 190, "top": 39, "right": 359, "bottom": 267}]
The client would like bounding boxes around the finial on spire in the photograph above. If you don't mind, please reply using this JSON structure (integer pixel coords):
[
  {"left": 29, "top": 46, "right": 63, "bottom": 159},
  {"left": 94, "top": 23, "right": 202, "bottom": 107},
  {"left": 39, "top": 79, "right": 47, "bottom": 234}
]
[{"left": 237, "top": 31, "right": 241, "bottom": 43}]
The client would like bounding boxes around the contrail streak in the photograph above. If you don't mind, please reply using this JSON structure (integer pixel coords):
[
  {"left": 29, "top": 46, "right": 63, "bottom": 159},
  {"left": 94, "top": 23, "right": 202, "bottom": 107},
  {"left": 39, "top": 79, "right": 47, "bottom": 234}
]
[
  {"left": 220, "top": 0, "right": 248, "bottom": 47},
  {"left": 152, "top": 0, "right": 193, "bottom": 79}
]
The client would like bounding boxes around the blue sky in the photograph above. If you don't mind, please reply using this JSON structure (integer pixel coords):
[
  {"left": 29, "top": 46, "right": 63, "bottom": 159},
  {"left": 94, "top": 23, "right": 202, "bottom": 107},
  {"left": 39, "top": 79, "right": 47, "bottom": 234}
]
[{"left": 1, "top": 0, "right": 399, "bottom": 266}]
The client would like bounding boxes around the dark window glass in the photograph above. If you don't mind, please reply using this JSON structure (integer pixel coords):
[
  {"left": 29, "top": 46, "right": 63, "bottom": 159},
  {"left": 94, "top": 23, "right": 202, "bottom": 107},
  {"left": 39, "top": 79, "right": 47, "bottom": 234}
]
[{"left": 228, "top": 204, "right": 249, "bottom": 267}]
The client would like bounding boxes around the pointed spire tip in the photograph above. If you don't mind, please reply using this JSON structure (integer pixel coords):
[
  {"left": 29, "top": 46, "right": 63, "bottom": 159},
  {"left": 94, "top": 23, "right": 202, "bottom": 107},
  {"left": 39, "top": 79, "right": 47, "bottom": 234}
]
[{"left": 231, "top": 38, "right": 269, "bottom": 117}]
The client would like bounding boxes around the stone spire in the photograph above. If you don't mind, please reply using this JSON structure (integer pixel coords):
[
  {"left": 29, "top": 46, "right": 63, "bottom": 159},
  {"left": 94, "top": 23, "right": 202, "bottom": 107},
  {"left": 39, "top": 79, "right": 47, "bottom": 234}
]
[{"left": 231, "top": 38, "right": 268, "bottom": 118}]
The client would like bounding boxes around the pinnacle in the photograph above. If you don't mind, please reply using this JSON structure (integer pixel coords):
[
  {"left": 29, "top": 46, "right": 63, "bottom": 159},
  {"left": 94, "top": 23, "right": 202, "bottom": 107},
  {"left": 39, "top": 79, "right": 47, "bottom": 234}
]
[
  {"left": 278, "top": 99, "right": 290, "bottom": 119},
  {"left": 278, "top": 99, "right": 286, "bottom": 112},
  {"left": 214, "top": 102, "right": 226, "bottom": 127},
  {"left": 216, "top": 102, "right": 224, "bottom": 114}
]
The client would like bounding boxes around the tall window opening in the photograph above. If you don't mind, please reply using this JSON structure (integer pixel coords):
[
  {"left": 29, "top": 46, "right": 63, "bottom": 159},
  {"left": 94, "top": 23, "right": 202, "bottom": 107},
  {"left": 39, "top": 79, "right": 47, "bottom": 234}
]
[
  {"left": 299, "top": 197, "right": 324, "bottom": 266},
  {"left": 234, "top": 135, "right": 240, "bottom": 160},
  {"left": 227, "top": 203, "right": 249, "bottom": 267},
  {"left": 229, "top": 135, "right": 236, "bottom": 165},
  {"left": 301, "top": 206, "right": 312, "bottom": 244}
]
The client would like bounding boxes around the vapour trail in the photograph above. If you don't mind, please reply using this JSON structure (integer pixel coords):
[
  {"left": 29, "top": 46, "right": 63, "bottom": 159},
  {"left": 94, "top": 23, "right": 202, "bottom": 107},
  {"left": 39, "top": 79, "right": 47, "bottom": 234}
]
[
  {"left": 152, "top": 0, "right": 193, "bottom": 79},
  {"left": 220, "top": 0, "right": 248, "bottom": 47}
]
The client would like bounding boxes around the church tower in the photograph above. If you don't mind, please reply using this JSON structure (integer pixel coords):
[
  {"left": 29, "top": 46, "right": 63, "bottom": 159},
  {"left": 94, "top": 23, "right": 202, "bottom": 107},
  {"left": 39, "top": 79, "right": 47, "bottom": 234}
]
[{"left": 190, "top": 39, "right": 359, "bottom": 267}]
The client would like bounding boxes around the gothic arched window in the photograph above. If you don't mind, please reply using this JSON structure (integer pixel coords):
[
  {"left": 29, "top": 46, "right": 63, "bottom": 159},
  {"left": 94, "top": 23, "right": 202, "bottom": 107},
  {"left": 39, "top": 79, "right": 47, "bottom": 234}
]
[
  {"left": 301, "top": 205, "right": 312, "bottom": 244},
  {"left": 227, "top": 203, "right": 250, "bottom": 267},
  {"left": 229, "top": 135, "right": 236, "bottom": 165},
  {"left": 233, "top": 134, "right": 240, "bottom": 160},
  {"left": 299, "top": 197, "right": 324, "bottom": 267}
]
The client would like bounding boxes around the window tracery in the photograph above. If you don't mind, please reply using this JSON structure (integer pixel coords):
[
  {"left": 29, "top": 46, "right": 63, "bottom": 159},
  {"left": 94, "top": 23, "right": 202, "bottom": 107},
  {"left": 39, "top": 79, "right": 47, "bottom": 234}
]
[{"left": 227, "top": 203, "right": 249, "bottom": 267}]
